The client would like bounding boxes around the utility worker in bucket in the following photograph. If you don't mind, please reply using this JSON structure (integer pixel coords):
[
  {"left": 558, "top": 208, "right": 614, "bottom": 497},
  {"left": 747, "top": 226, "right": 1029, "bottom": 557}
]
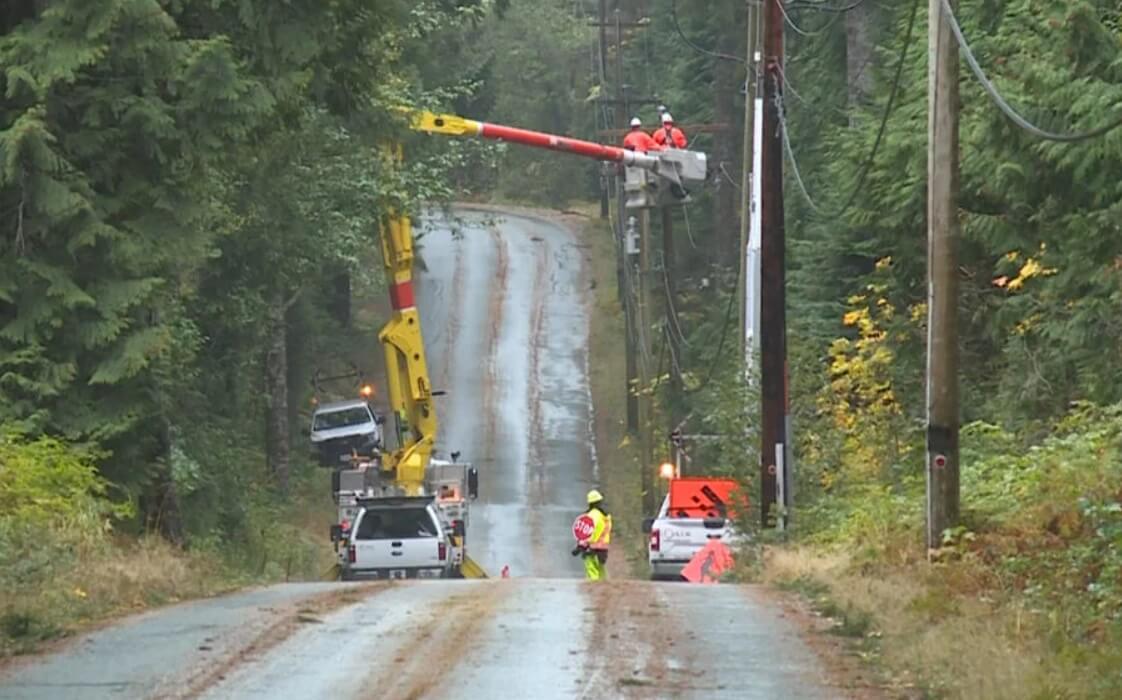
[
  {"left": 652, "top": 112, "right": 688, "bottom": 149},
  {"left": 572, "top": 489, "right": 612, "bottom": 580},
  {"left": 622, "top": 117, "right": 661, "bottom": 153}
]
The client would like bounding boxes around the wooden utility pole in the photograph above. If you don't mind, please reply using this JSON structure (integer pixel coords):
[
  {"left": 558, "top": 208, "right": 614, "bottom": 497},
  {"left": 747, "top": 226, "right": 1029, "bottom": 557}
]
[
  {"left": 597, "top": 0, "right": 610, "bottom": 219},
  {"left": 661, "top": 206, "right": 681, "bottom": 395},
  {"left": 759, "top": 0, "right": 787, "bottom": 528},
  {"left": 608, "top": 6, "right": 639, "bottom": 433},
  {"left": 926, "top": 0, "right": 961, "bottom": 550},
  {"left": 638, "top": 208, "right": 656, "bottom": 515}
]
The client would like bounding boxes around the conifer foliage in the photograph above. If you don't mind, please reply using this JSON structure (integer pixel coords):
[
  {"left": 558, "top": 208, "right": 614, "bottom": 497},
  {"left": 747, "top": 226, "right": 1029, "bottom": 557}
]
[{"left": 1, "top": 1, "right": 476, "bottom": 540}]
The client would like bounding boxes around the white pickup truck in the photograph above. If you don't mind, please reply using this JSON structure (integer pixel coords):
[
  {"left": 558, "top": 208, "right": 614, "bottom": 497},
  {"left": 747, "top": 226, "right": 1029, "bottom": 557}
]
[
  {"left": 643, "top": 493, "right": 738, "bottom": 581},
  {"left": 340, "top": 497, "right": 454, "bottom": 580}
]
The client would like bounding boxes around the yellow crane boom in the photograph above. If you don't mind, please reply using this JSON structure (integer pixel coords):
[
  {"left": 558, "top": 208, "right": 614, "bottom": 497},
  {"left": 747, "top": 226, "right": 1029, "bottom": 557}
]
[{"left": 377, "top": 149, "right": 435, "bottom": 495}]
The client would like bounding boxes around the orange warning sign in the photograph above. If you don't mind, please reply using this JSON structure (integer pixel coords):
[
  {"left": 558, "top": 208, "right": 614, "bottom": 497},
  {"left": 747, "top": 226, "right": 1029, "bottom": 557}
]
[
  {"left": 680, "top": 540, "right": 734, "bottom": 584},
  {"left": 667, "top": 478, "right": 746, "bottom": 519}
]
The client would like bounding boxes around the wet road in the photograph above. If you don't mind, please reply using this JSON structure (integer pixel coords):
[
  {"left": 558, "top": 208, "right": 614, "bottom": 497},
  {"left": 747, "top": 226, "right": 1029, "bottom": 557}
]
[
  {"left": 415, "top": 208, "right": 596, "bottom": 578},
  {"left": 0, "top": 208, "right": 840, "bottom": 699}
]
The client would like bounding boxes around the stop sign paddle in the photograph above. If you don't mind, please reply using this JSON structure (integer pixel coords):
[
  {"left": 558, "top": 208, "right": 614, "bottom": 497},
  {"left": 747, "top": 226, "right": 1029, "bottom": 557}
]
[{"left": 572, "top": 513, "right": 596, "bottom": 542}]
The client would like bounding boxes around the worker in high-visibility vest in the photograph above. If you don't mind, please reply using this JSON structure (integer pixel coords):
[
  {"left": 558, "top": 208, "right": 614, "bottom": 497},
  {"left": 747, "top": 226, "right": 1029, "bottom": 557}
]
[
  {"left": 622, "top": 117, "right": 661, "bottom": 153},
  {"left": 652, "top": 112, "right": 688, "bottom": 149},
  {"left": 572, "top": 489, "right": 612, "bottom": 580}
]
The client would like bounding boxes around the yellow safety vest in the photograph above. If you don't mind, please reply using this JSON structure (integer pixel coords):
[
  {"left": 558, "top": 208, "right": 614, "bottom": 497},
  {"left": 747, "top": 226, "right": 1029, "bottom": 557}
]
[{"left": 588, "top": 508, "right": 612, "bottom": 550}]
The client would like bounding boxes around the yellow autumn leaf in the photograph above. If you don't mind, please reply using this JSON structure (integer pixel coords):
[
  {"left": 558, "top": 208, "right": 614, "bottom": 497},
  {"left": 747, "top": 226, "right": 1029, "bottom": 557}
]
[
  {"left": 875, "top": 256, "right": 892, "bottom": 270},
  {"left": 1019, "top": 258, "right": 1042, "bottom": 279}
]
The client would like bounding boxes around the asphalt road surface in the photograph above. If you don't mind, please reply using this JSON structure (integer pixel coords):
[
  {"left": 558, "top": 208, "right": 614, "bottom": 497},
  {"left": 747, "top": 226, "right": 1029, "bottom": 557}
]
[{"left": 0, "top": 208, "right": 839, "bottom": 700}]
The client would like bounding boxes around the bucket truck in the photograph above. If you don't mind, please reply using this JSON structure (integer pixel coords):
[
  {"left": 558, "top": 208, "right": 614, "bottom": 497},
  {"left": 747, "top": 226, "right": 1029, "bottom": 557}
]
[
  {"left": 330, "top": 148, "right": 484, "bottom": 580},
  {"left": 329, "top": 111, "right": 711, "bottom": 580}
]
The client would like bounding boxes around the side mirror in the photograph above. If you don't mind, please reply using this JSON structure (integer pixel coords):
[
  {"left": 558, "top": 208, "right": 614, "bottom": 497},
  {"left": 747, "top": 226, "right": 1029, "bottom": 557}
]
[
  {"left": 467, "top": 468, "right": 479, "bottom": 500},
  {"left": 641, "top": 517, "right": 654, "bottom": 534},
  {"left": 330, "top": 524, "right": 343, "bottom": 543}
]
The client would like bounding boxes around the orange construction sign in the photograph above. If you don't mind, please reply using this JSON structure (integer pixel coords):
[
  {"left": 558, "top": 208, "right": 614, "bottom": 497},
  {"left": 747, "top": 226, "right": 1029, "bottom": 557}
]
[
  {"left": 668, "top": 478, "right": 746, "bottom": 519},
  {"left": 680, "top": 540, "right": 734, "bottom": 584}
]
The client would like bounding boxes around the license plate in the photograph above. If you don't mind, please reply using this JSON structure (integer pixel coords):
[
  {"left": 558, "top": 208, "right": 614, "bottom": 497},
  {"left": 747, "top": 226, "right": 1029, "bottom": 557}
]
[{"left": 390, "top": 569, "right": 407, "bottom": 579}]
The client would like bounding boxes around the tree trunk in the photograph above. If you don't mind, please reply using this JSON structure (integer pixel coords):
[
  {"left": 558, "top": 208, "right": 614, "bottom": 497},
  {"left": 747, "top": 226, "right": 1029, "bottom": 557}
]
[
  {"left": 845, "top": 0, "right": 876, "bottom": 122},
  {"left": 148, "top": 419, "right": 184, "bottom": 546},
  {"left": 711, "top": 8, "right": 739, "bottom": 262},
  {"left": 265, "top": 292, "right": 290, "bottom": 494},
  {"left": 330, "top": 272, "right": 351, "bottom": 328}
]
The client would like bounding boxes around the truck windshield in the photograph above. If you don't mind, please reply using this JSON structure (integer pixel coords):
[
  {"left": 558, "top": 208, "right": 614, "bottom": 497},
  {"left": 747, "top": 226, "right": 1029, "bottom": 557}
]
[
  {"left": 313, "top": 407, "right": 371, "bottom": 430},
  {"left": 356, "top": 508, "right": 439, "bottom": 540}
]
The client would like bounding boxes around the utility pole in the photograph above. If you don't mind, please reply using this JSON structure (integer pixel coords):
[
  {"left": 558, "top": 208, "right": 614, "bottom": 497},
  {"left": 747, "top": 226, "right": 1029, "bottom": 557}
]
[
  {"left": 926, "top": 0, "right": 961, "bottom": 551},
  {"left": 608, "top": 5, "right": 639, "bottom": 433},
  {"left": 759, "top": 0, "right": 787, "bottom": 529},
  {"left": 661, "top": 206, "right": 681, "bottom": 396},
  {"left": 739, "top": 0, "right": 762, "bottom": 369},
  {"left": 637, "top": 207, "right": 656, "bottom": 515},
  {"left": 597, "top": 0, "right": 610, "bottom": 219}
]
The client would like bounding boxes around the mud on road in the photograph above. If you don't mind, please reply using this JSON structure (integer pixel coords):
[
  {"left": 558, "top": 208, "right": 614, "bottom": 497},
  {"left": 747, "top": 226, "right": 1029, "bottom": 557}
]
[{"left": 0, "top": 206, "right": 853, "bottom": 700}]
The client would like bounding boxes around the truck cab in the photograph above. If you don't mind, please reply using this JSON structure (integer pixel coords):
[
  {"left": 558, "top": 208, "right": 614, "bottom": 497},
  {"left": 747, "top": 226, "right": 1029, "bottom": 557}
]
[
  {"left": 310, "top": 398, "right": 382, "bottom": 467},
  {"left": 341, "top": 497, "right": 453, "bottom": 580}
]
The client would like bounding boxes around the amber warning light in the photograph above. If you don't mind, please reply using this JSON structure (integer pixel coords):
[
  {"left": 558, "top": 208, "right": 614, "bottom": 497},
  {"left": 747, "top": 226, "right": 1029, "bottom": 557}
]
[{"left": 360, "top": 384, "right": 374, "bottom": 398}]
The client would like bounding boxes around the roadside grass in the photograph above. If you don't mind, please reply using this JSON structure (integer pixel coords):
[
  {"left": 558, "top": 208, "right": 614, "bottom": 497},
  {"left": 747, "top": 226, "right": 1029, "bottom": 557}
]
[
  {"left": 761, "top": 403, "right": 1122, "bottom": 699},
  {"left": 0, "top": 463, "right": 337, "bottom": 658}
]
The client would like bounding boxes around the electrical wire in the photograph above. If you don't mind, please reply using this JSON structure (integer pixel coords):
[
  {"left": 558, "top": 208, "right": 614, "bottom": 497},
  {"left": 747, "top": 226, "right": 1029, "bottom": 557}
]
[
  {"left": 938, "top": 0, "right": 1122, "bottom": 143},
  {"left": 785, "top": 0, "right": 920, "bottom": 220},
  {"left": 681, "top": 203, "right": 699, "bottom": 250},
  {"left": 697, "top": 272, "right": 739, "bottom": 390},
  {"left": 777, "top": 62, "right": 848, "bottom": 117},
  {"left": 777, "top": 0, "right": 846, "bottom": 37},
  {"left": 659, "top": 250, "right": 690, "bottom": 348},
  {"left": 775, "top": 85, "right": 826, "bottom": 214},
  {"left": 718, "top": 162, "right": 742, "bottom": 190},
  {"left": 786, "top": 0, "right": 867, "bottom": 13},
  {"left": 670, "top": 0, "right": 745, "bottom": 64}
]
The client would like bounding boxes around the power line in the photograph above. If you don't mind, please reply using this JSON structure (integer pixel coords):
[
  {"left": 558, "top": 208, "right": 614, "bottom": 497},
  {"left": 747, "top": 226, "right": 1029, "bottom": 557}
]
[
  {"left": 659, "top": 250, "right": 690, "bottom": 349},
  {"left": 670, "top": 0, "right": 745, "bottom": 64},
  {"left": 777, "top": 62, "right": 848, "bottom": 117},
  {"left": 786, "top": 0, "right": 868, "bottom": 13},
  {"left": 939, "top": 0, "right": 1122, "bottom": 143},
  {"left": 777, "top": 0, "right": 846, "bottom": 37},
  {"left": 775, "top": 85, "right": 826, "bottom": 214},
  {"left": 698, "top": 279, "right": 738, "bottom": 390},
  {"left": 681, "top": 202, "right": 699, "bottom": 250},
  {"left": 783, "top": 0, "right": 921, "bottom": 220}
]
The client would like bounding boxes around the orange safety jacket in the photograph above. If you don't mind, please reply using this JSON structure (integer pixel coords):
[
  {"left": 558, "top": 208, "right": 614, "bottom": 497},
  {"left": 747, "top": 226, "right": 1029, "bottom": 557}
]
[
  {"left": 622, "top": 129, "right": 661, "bottom": 153},
  {"left": 653, "top": 125, "right": 687, "bottom": 149}
]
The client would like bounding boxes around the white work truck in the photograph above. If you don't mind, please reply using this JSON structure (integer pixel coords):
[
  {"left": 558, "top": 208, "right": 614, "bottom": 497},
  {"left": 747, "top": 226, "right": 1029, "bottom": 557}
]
[
  {"left": 642, "top": 493, "right": 738, "bottom": 581},
  {"left": 340, "top": 496, "right": 454, "bottom": 580},
  {"left": 330, "top": 457, "right": 479, "bottom": 578},
  {"left": 310, "top": 398, "right": 382, "bottom": 467}
]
